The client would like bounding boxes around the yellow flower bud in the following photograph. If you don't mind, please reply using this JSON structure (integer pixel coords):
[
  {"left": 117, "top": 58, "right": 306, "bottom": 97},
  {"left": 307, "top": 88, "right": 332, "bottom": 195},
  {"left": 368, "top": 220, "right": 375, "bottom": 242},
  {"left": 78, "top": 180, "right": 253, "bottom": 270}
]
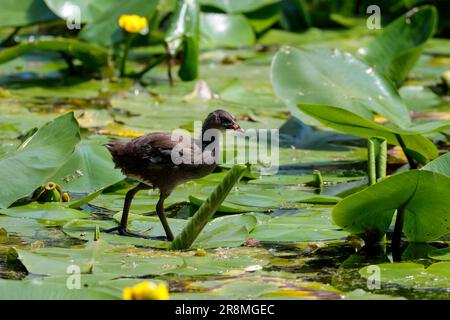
[
  {"left": 122, "top": 281, "right": 169, "bottom": 300},
  {"left": 118, "top": 15, "right": 148, "bottom": 34},
  {"left": 62, "top": 192, "right": 70, "bottom": 202}
]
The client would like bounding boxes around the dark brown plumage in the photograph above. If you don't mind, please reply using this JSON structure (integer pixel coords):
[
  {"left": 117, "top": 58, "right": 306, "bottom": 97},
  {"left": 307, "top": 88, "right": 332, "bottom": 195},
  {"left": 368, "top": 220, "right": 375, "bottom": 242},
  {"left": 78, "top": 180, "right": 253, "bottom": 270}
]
[{"left": 104, "top": 109, "right": 241, "bottom": 241}]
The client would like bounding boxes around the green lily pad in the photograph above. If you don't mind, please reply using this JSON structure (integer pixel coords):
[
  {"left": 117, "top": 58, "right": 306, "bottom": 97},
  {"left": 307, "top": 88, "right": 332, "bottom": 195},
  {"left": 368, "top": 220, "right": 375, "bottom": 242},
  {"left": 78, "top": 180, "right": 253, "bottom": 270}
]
[
  {"left": 0, "top": 202, "right": 90, "bottom": 224},
  {"left": 50, "top": 141, "right": 125, "bottom": 193},
  {"left": 172, "top": 274, "right": 341, "bottom": 299},
  {"left": 359, "top": 262, "right": 450, "bottom": 289},
  {"left": 62, "top": 219, "right": 170, "bottom": 249},
  {"left": 248, "top": 174, "right": 364, "bottom": 185},
  {"left": 272, "top": 46, "right": 410, "bottom": 127},
  {"left": 250, "top": 210, "right": 347, "bottom": 242},
  {"left": 422, "top": 152, "right": 450, "bottom": 177},
  {"left": 44, "top": 0, "right": 121, "bottom": 23},
  {"left": 271, "top": 46, "right": 450, "bottom": 161},
  {"left": 0, "top": 113, "right": 80, "bottom": 208},
  {"left": 190, "top": 185, "right": 340, "bottom": 213},
  {"left": 15, "top": 242, "right": 181, "bottom": 276},
  {"left": 333, "top": 170, "right": 450, "bottom": 242}
]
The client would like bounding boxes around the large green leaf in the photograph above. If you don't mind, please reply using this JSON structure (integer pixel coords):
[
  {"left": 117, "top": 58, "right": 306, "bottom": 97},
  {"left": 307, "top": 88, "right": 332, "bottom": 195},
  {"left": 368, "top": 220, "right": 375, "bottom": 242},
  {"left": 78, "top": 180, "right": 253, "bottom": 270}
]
[
  {"left": 271, "top": 46, "right": 449, "bottom": 160},
  {"left": 333, "top": 170, "right": 450, "bottom": 242},
  {"left": 200, "top": 0, "right": 280, "bottom": 13},
  {"left": 0, "top": 113, "right": 80, "bottom": 208},
  {"left": 63, "top": 219, "right": 169, "bottom": 248},
  {"left": 14, "top": 240, "right": 268, "bottom": 278},
  {"left": 43, "top": 0, "right": 121, "bottom": 23},
  {"left": 200, "top": 13, "right": 255, "bottom": 48},
  {"left": 49, "top": 141, "right": 125, "bottom": 193},
  {"left": 245, "top": 2, "right": 280, "bottom": 33},
  {"left": 360, "top": 6, "right": 438, "bottom": 84},
  {"left": 271, "top": 46, "right": 411, "bottom": 127},
  {"left": 0, "top": 202, "right": 90, "bottom": 224},
  {"left": 296, "top": 104, "right": 445, "bottom": 160},
  {"left": 125, "top": 213, "right": 257, "bottom": 249},
  {"left": 250, "top": 210, "right": 347, "bottom": 242},
  {"left": 0, "top": 216, "right": 46, "bottom": 238},
  {"left": 0, "top": 0, "right": 57, "bottom": 28},
  {"left": 190, "top": 186, "right": 340, "bottom": 213},
  {"left": 79, "top": 0, "right": 158, "bottom": 46}
]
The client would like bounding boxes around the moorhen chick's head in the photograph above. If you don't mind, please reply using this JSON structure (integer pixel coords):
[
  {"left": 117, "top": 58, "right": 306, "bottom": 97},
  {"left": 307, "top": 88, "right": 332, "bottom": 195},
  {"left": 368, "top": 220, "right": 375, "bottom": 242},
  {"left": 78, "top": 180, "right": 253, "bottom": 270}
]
[{"left": 202, "top": 109, "right": 241, "bottom": 132}]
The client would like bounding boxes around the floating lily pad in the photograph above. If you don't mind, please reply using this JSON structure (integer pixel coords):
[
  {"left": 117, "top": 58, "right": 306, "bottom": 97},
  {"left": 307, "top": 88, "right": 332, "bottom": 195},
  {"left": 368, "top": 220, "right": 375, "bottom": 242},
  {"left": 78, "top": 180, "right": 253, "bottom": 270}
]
[
  {"left": 359, "top": 262, "right": 450, "bottom": 289},
  {"left": 250, "top": 210, "right": 347, "bottom": 243}
]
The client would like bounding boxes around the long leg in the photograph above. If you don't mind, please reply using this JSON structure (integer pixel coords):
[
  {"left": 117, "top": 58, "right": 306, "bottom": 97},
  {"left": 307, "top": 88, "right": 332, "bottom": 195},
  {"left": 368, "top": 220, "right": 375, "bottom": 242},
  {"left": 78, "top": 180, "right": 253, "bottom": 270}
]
[
  {"left": 104, "top": 183, "right": 150, "bottom": 238},
  {"left": 156, "top": 191, "right": 174, "bottom": 241}
]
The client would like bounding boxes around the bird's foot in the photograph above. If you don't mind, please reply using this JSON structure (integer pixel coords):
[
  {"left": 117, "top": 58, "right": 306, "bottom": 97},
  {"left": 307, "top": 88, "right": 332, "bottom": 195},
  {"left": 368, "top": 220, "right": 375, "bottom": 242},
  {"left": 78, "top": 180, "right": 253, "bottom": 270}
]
[
  {"left": 103, "top": 226, "right": 151, "bottom": 239},
  {"left": 103, "top": 226, "right": 169, "bottom": 241}
]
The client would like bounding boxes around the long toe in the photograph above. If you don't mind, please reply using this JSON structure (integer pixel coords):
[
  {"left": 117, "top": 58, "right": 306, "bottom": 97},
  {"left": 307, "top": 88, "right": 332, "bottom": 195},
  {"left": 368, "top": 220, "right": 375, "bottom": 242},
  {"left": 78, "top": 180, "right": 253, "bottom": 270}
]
[{"left": 119, "top": 228, "right": 151, "bottom": 239}]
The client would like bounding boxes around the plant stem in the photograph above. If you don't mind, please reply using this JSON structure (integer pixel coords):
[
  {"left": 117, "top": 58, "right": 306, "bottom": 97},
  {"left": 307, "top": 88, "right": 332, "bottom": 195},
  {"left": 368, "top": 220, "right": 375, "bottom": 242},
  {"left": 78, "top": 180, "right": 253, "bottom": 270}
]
[
  {"left": 120, "top": 34, "right": 133, "bottom": 77},
  {"left": 368, "top": 139, "right": 377, "bottom": 186},
  {"left": 377, "top": 138, "right": 387, "bottom": 181},
  {"left": 171, "top": 165, "right": 247, "bottom": 250},
  {"left": 391, "top": 207, "right": 405, "bottom": 262},
  {"left": 395, "top": 134, "right": 417, "bottom": 169}
]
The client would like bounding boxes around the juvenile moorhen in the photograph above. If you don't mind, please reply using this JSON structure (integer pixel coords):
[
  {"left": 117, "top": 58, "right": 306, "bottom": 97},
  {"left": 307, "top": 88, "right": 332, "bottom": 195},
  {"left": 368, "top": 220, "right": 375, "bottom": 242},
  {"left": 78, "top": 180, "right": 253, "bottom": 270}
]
[{"left": 105, "top": 109, "right": 241, "bottom": 241}]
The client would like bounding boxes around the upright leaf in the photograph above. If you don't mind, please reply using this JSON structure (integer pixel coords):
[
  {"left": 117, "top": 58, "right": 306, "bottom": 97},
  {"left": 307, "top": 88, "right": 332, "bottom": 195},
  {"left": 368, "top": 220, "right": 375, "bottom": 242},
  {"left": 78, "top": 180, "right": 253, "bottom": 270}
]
[
  {"left": 332, "top": 170, "right": 450, "bottom": 243},
  {"left": 272, "top": 46, "right": 411, "bottom": 127}
]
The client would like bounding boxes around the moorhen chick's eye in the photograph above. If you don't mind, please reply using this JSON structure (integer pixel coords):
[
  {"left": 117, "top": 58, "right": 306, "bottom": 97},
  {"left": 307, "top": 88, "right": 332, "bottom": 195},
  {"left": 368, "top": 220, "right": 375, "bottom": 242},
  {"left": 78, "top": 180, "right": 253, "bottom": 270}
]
[{"left": 104, "top": 109, "right": 241, "bottom": 241}]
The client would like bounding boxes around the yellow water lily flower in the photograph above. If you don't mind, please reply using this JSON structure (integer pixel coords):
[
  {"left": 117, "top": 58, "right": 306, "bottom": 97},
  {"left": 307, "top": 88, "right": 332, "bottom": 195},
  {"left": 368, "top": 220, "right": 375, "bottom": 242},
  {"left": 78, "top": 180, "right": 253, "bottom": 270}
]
[
  {"left": 122, "top": 281, "right": 169, "bottom": 300},
  {"left": 118, "top": 15, "right": 148, "bottom": 34}
]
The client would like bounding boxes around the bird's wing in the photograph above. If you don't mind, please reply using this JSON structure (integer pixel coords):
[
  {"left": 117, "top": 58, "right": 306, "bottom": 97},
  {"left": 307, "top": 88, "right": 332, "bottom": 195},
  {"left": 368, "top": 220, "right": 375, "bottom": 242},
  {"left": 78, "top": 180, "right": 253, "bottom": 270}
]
[{"left": 130, "top": 132, "right": 199, "bottom": 165}]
